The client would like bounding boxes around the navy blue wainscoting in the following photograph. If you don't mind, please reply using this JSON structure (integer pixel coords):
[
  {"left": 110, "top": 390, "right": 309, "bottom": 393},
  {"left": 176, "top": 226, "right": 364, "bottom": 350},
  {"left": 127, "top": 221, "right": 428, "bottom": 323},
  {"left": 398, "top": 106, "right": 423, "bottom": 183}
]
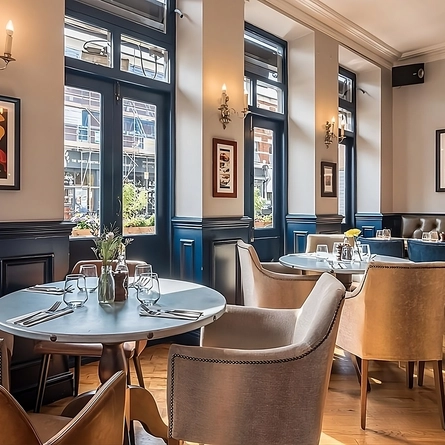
[
  {"left": 172, "top": 217, "right": 251, "bottom": 305},
  {"left": 285, "top": 214, "right": 317, "bottom": 253},
  {"left": 355, "top": 213, "right": 383, "bottom": 237}
]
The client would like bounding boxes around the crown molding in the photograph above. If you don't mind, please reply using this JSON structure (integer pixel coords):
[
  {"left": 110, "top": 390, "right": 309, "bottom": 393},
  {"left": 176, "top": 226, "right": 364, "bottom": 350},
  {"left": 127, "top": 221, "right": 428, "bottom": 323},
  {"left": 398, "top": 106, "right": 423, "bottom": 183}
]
[
  {"left": 399, "top": 42, "right": 445, "bottom": 65},
  {"left": 260, "top": 0, "right": 398, "bottom": 69}
]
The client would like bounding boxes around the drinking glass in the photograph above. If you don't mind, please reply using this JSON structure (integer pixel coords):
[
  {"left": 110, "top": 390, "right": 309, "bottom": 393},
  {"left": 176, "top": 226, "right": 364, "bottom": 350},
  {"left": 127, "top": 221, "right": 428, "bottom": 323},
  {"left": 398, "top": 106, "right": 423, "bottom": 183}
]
[
  {"left": 79, "top": 264, "right": 98, "bottom": 292},
  {"left": 422, "top": 232, "right": 431, "bottom": 242},
  {"left": 359, "top": 244, "right": 371, "bottom": 262},
  {"left": 382, "top": 229, "right": 391, "bottom": 240},
  {"left": 136, "top": 272, "right": 161, "bottom": 306},
  {"left": 315, "top": 244, "right": 329, "bottom": 260},
  {"left": 376, "top": 230, "right": 383, "bottom": 238},
  {"left": 63, "top": 274, "right": 88, "bottom": 308},
  {"left": 429, "top": 231, "right": 439, "bottom": 242},
  {"left": 134, "top": 264, "right": 153, "bottom": 289}
]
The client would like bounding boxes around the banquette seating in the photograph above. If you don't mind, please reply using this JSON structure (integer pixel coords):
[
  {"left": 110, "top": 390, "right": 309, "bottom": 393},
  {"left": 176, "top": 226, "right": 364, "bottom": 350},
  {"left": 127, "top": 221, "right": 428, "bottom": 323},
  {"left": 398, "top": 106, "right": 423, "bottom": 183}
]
[
  {"left": 407, "top": 238, "right": 445, "bottom": 262},
  {"left": 357, "top": 236, "right": 405, "bottom": 258},
  {"left": 401, "top": 215, "right": 445, "bottom": 239}
]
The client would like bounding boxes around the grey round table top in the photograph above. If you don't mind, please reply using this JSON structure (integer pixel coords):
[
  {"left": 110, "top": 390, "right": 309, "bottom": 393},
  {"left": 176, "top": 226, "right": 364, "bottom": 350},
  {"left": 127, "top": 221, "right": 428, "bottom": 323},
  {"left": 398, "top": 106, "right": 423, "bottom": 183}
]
[
  {"left": 0, "top": 278, "right": 226, "bottom": 343},
  {"left": 279, "top": 253, "right": 411, "bottom": 274}
]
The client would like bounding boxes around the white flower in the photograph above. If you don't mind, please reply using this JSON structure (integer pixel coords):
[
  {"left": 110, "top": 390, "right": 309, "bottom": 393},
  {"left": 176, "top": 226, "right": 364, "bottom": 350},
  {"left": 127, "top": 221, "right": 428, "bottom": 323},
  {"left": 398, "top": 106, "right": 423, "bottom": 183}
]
[{"left": 105, "top": 232, "right": 114, "bottom": 241}]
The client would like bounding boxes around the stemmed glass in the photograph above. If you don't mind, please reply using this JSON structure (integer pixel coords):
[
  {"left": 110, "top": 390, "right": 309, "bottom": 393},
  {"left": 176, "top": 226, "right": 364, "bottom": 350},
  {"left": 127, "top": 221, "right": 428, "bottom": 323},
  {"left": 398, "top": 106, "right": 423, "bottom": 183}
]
[
  {"left": 359, "top": 244, "right": 371, "bottom": 262},
  {"left": 136, "top": 272, "right": 161, "bottom": 306},
  {"left": 79, "top": 264, "right": 98, "bottom": 292},
  {"left": 422, "top": 232, "right": 431, "bottom": 242},
  {"left": 315, "top": 244, "right": 329, "bottom": 260}
]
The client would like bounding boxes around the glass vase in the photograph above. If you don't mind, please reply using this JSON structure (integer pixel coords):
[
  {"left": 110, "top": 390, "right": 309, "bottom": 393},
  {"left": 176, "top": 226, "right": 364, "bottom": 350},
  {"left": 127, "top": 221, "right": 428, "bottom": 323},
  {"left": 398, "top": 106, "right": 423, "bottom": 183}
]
[{"left": 98, "top": 264, "right": 115, "bottom": 304}]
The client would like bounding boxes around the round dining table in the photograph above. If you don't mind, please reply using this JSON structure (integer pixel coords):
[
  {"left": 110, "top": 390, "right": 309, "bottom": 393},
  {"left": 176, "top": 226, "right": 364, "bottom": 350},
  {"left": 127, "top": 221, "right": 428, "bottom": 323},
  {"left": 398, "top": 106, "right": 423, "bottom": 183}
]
[{"left": 0, "top": 278, "right": 226, "bottom": 440}]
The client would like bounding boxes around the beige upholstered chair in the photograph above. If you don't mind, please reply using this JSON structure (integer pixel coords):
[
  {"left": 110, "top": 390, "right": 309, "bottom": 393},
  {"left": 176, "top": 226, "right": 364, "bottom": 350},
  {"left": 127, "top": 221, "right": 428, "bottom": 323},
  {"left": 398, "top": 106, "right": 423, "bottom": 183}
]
[
  {"left": 305, "top": 234, "right": 345, "bottom": 253},
  {"left": 34, "top": 259, "right": 148, "bottom": 412},
  {"left": 166, "top": 273, "right": 346, "bottom": 445},
  {"left": 237, "top": 240, "right": 319, "bottom": 308},
  {"left": 336, "top": 261, "right": 445, "bottom": 429},
  {"left": 0, "top": 368, "right": 126, "bottom": 445}
]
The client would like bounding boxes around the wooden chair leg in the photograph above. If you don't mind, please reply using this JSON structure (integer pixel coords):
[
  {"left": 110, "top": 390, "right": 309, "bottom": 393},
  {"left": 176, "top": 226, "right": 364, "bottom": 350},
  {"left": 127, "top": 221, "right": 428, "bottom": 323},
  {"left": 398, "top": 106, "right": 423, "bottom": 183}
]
[
  {"left": 350, "top": 353, "right": 371, "bottom": 392},
  {"left": 432, "top": 360, "right": 445, "bottom": 429},
  {"left": 133, "top": 356, "right": 145, "bottom": 388},
  {"left": 34, "top": 353, "right": 51, "bottom": 413},
  {"left": 406, "top": 361, "right": 415, "bottom": 388},
  {"left": 74, "top": 356, "right": 81, "bottom": 396},
  {"left": 418, "top": 361, "right": 425, "bottom": 386},
  {"left": 167, "top": 440, "right": 183, "bottom": 445},
  {"left": 360, "top": 359, "right": 369, "bottom": 430}
]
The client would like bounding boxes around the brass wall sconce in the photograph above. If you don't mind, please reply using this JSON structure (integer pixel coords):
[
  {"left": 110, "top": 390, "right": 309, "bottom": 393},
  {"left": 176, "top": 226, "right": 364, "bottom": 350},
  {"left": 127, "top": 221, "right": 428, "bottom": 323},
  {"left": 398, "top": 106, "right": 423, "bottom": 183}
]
[
  {"left": 324, "top": 116, "right": 346, "bottom": 147},
  {"left": 218, "top": 84, "right": 249, "bottom": 129},
  {"left": 0, "top": 21, "right": 16, "bottom": 70}
]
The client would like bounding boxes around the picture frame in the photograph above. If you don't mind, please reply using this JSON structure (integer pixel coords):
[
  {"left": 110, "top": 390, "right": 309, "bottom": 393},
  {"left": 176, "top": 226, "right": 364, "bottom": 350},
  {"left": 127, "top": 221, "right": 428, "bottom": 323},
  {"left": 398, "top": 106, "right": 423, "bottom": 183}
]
[
  {"left": 0, "top": 95, "right": 20, "bottom": 190},
  {"left": 212, "top": 138, "right": 237, "bottom": 198},
  {"left": 321, "top": 161, "right": 336, "bottom": 197},
  {"left": 436, "top": 129, "right": 445, "bottom": 192}
]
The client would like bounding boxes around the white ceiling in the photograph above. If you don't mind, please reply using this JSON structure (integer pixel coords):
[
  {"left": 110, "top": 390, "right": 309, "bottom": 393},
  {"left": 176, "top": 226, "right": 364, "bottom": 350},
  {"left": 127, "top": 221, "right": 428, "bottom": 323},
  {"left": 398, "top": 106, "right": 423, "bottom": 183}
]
[{"left": 249, "top": 0, "right": 445, "bottom": 67}]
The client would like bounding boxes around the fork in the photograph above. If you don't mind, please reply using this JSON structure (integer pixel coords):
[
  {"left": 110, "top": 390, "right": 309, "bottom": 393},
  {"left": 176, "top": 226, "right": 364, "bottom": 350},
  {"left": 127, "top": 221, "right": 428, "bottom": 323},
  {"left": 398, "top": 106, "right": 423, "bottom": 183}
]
[{"left": 17, "top": 301, "right": 62, "bottom": 325}]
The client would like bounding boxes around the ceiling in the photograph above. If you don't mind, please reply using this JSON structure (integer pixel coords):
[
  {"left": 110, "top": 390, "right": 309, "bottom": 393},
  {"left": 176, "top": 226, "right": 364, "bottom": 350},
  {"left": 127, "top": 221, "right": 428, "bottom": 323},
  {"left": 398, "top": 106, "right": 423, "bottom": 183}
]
[{"left": 249, "top": 0, "right": 445, "bottom": 67}]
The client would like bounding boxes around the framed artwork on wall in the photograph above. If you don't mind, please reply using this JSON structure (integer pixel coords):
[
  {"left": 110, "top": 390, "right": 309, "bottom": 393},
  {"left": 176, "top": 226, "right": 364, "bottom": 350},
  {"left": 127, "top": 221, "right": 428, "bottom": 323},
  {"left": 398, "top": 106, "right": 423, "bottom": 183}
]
[
  {"left": 436, "top": 129, "right": 445, "bottom": 192},
  {"left": 212, "top": 138, "right": 237, "bottom": 198},
  {"left": 0, "top": 95, "right": 20, "bottom": 190},
  {"left": 321, "top": 161, "right": 336, "bottom": 197}
]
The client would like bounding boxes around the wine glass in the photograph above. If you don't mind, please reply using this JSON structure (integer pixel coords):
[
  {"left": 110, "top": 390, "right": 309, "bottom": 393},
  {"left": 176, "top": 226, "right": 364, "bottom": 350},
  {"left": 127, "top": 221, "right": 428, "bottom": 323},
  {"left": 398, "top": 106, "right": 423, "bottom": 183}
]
[
  {"left": 376, "top": 230, "right": 383, "bottom": 239},
  {"left": 315, "top": 244, "right": 329, "bottom": 260},
  {"left": 63, "top": 274, "right": 88, "bottom": 308},
  {"left": 359, "top": 244, "right": 371, "bottom": 262},
  {"left": 134, "top": 264, "right": 153, "bottom": 289},
  {"left": 79, "top": 264, "right": 98, "bottom": 292},
  {"left": 136, "top": 272, "right": 160, "bottom": 306},
  {"left": 429, "top": 231, "right": 439, "bottom": 242},
  {"left": 422, "top": 232, "right": 431, "bottom": 242}
]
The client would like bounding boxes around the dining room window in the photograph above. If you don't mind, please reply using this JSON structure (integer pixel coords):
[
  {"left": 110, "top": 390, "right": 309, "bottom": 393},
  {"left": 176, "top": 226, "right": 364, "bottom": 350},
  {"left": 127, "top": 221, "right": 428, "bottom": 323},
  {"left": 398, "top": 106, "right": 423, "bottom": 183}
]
[{"left": 64, "top": 0, "right": 174, "bottom": 270}]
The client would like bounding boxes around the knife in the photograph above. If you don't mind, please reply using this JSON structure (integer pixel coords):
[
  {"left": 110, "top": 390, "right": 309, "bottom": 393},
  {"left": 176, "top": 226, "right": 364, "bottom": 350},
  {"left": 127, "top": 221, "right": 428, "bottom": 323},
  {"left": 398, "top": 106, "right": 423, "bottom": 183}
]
[{"left": 21, "top": 308, "right": 73, "bottom": 326}]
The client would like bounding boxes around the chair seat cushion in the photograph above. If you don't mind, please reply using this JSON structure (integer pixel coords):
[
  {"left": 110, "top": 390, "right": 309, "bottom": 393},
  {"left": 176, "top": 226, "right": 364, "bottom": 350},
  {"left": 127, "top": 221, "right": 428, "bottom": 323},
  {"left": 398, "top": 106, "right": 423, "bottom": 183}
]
[
  {"left": 28, "top": 413, "right": 71, "bottom": 442},
  {"left": 34, "top": 341, "right": 136, "bottom": 359}
]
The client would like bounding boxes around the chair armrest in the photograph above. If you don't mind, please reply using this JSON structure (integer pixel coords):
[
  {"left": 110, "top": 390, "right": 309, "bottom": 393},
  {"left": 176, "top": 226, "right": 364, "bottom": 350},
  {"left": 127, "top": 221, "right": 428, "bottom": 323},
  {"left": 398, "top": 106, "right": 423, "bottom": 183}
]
[
  {"left": 201, "top": 305, "right": 299, "bottom": 349},
  {"left": 261, "top": 262, "right": 302, "bottom": 274}
]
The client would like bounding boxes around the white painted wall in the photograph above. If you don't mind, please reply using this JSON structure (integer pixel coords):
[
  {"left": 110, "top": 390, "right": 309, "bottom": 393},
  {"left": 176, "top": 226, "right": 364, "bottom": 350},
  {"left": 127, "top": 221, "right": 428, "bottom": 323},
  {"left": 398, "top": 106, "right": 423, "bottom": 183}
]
[
  {"left": 0, "top": 0, "right": 64, "bottom": 222},
  {"left": 393, "top": 58, "right": 445, "bottom": 212}
]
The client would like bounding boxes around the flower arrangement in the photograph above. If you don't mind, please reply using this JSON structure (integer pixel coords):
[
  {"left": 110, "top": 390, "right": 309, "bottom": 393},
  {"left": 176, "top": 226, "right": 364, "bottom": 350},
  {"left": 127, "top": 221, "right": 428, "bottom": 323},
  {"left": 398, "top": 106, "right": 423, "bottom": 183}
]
[
  {"left": 71, "top": 213, "right": 99, "bottom": 232},
  {"left": 91, "top": 226, "right": 132, "bottom": 266},
  {"left": 344, "top": 228, "right": 362, "bottom": 260}
]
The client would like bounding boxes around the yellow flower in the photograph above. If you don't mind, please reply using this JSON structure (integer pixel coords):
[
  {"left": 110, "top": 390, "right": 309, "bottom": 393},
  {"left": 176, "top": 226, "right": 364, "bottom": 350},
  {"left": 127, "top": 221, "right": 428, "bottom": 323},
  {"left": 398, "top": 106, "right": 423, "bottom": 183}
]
[{"left": 344, "top": 228, "right": 361, "bottom": 238}]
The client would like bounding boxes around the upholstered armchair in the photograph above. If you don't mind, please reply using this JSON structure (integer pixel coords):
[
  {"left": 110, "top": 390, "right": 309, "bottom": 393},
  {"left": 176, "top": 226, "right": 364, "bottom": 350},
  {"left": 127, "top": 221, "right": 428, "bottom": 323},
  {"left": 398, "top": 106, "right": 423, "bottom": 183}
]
[
  {"left": 166, "top": 273, "right": 346, "bottom": 445},
  {"left": 305, "top": 234, "right": 345, "bottom": 253},
  {"left": 0, "top": 362, "right": 126, "bottom": 445},
  {"left": 237, "top": 240, "right": 319, "bottom": 308},
  {"left": 336, "top": 261, "right": 445, "bottom": 429},
  {"left": 33, "top": 259, "right": 148, "bottom": 412}
]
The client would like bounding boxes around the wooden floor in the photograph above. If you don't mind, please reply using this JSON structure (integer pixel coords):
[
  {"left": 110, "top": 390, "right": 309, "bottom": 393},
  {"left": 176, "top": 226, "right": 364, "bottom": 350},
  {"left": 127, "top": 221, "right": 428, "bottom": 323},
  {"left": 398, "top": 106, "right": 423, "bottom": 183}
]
[{"left": 41, "top": 343, "right": 445, "bottom": 444}]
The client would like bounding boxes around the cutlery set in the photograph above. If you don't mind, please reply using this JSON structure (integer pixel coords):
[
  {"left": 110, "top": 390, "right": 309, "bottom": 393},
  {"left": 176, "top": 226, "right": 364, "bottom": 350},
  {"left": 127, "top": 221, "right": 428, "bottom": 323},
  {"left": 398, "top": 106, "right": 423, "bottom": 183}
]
[
  {"left": 8, "top": 300, "right": 74, "bottom": 326},
  {"left": 139, "top": 304, "right": 202, "bottom": 320},
  {"left": 26, "top": 285, "right": 74, "bottom": 295}
]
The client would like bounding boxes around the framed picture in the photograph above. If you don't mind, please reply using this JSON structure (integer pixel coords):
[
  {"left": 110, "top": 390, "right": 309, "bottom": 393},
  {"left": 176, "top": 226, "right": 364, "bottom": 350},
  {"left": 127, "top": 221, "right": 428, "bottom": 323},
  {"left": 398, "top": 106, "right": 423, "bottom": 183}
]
[
  {"left": 321, "top": 161, "right": 336, "bottom": 197},
  {"left": 0, "top": 96, "right": 20, "bottom": 190},
  {"left": 436, "top": 129, "right": 445, "bottom": 192},
  {"left": 212, "top": 138, "right": 237, "bottom": 198}
]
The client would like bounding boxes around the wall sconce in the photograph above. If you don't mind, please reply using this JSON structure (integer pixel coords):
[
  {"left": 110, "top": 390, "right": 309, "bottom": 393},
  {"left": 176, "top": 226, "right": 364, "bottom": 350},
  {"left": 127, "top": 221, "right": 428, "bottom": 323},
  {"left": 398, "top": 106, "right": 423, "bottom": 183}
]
[
  {"left": 0, "top": 21, "right": 16, "bottom": 70},
  {"left": 218, "top": 84, "right": 249, "bottom": 129},
  {"left": 324, "top": 116, "right": 346, "bottom": 147}
]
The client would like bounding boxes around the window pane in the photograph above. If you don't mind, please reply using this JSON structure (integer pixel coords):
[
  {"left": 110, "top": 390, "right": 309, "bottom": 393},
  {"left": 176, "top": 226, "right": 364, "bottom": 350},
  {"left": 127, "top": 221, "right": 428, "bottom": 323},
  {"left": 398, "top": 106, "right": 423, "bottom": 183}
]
[
  {"left": 64, "top": 86, "right": 101, "bottom": 236},
  {"left": 244, "top": 76, "right": 252, "bottom": 107},
  {"left": 256, "top": 80, "right": 283, "bottom": 114},
  {"left": 122, "top": 98, "right": 156, "bottom": 236},
  {"left": 65, "top": 16, "right": 112, "bottom": 68},
  {"left": 254, "top": 127, "right": 274, "bottom": 229},
  {"left": 338, "top": 143, "right": 346, "bottom": 222},
  {"left": 338, "top": 108, "right": 353, "bottom": 132},
  {"left": 338, "top": 73, "right": 353, "bottom": 102},
  {"left": 245, "top": 30, "right": 283, "bottom": 82},
  {"left": 78, "top": 0, "right": 167, "bottom": 32},
  {"left": 121, "top": 34, "right": 169, "bottom": 82}
]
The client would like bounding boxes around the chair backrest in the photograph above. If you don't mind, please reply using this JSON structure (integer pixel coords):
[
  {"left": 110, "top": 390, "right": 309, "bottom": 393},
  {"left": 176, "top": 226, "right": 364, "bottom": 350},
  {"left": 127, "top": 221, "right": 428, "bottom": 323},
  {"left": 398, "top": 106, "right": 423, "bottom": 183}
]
[
  {"left": 0, "top": 383, "right": 42, "bottom": 445},
  {"left": 337, "top": 261, "right": 445, "bottom": 361},
  {"left": 407, "top": 238, "right": 445, "bottom": 262},
  {"left": 46, "top": 370, "right": 126, "bottom": 445},
  {"left": 305, "top": 234, "right": 344, "bottom": 253},
  {"left": 236, "top": 240, "right": 318, "bottom": 308},
  {"left": 72, "top": 259, "right": 147, "bottom": 276},
  {"left": 167, "top": 273, "right": 346, "bottom": 445},
  {"left": 357, "top": 236, "right": 405, "bottom": 258}
]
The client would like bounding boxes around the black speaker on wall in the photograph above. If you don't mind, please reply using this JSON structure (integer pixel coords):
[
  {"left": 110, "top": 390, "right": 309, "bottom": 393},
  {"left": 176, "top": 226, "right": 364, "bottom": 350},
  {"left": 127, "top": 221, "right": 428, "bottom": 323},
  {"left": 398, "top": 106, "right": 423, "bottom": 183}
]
[{"left": 392, "top": 63, "right": 425, "bottom": 87}]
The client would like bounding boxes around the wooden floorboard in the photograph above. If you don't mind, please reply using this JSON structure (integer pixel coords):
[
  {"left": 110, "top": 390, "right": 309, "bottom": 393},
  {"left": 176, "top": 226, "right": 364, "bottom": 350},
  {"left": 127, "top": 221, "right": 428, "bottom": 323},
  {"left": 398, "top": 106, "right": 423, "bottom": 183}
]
[{"left": 40, "top": 343, "right": 445, "bottom": 444}]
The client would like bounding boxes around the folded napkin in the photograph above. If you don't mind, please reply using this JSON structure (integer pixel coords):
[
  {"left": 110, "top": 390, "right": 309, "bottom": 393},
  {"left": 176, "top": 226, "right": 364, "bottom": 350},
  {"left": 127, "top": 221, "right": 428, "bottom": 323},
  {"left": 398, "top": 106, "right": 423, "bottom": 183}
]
[{"left": 25, "top": 286, "right": 65, "bottom": 295}]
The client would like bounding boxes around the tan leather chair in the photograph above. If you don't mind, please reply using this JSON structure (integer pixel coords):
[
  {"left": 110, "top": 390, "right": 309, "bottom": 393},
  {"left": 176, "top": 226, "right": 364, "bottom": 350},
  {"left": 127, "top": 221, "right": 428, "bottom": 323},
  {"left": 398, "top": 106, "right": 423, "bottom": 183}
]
[
  {"left": 236, "top": 240, "right": 319, "bottom": 308},
  {"left": 305, "top": 234, "right": 345, "bottom": 253},
  {"left": 34, "top": 260, "right": 148, "bottom": 413},
  {"left": 0, "top": 369, "right": 126, "bottom": 445},
  {"left": 336, "top": 261, "right": 445, "bottom": 430},
  {"left": 166, "top": 273, "right": 345, "bottom": 445}
]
